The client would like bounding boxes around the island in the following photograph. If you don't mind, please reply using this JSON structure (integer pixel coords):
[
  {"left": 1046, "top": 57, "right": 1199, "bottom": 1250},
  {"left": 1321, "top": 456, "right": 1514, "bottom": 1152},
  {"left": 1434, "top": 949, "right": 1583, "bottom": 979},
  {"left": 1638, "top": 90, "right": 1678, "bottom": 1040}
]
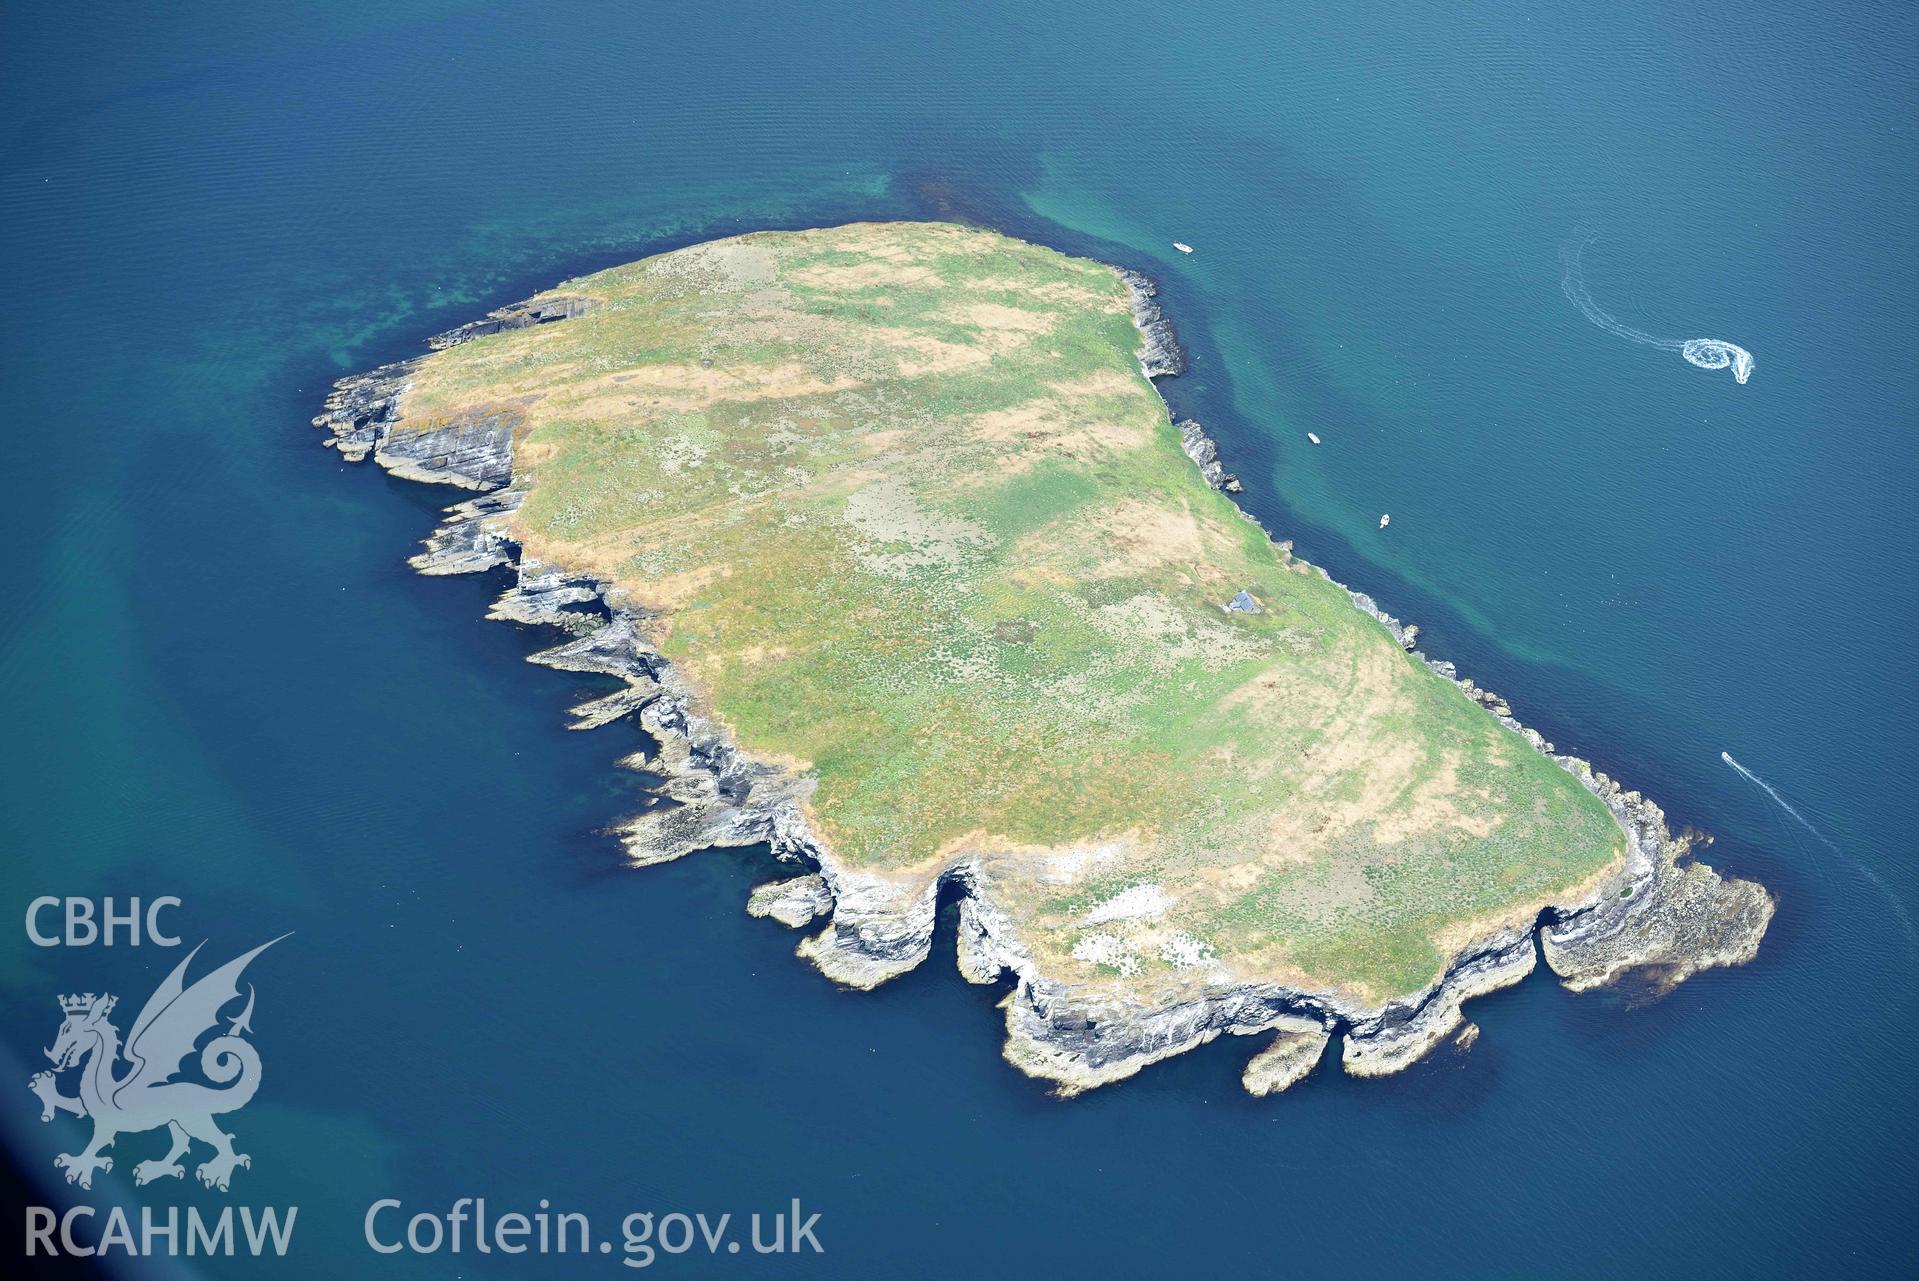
[{"left": 315, "top": 222, "right": 1774, "bottom": 1095}]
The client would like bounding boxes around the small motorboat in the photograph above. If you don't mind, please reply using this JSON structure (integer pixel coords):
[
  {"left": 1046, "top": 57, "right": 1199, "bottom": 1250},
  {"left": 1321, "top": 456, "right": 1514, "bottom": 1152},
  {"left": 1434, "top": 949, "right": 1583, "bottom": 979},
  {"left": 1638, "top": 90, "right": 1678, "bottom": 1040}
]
[
  {"left": 1378, "top": 513, "right": 1391, "bottom": 529},
  {"left": 1307, "top": 433, "right": 1321, "bottom": 445},
  {"left": 1173, "top": 242, "right": 1194, "bottom": 254}
]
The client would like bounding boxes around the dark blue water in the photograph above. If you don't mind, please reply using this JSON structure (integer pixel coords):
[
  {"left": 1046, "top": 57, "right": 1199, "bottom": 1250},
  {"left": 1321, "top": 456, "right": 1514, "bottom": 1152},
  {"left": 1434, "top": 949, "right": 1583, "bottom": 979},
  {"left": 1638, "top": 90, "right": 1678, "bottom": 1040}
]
[{"left": 3, "top": 2, "right": 1915, "bottom": 1276}]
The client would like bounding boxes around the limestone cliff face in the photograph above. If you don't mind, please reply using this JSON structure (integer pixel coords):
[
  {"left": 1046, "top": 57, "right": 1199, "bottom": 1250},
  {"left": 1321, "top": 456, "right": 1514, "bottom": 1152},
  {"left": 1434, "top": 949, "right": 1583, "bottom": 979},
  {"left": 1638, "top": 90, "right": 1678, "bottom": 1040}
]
[{"left": 315, "top": 235, "right": 1772, "bottom": 1097}]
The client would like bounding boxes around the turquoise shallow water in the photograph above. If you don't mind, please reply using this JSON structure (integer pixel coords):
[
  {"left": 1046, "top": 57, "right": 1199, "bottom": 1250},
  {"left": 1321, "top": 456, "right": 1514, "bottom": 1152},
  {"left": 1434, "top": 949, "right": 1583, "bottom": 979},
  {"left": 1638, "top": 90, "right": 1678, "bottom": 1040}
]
[{"left": 2, "top": 1, "right": 1916, "bottom": 1276}]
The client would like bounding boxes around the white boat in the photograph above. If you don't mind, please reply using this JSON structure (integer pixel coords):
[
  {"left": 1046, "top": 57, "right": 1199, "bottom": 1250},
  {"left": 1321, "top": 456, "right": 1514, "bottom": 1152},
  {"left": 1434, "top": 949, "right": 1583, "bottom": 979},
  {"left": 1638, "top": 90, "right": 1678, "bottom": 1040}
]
[
  {"left": 1307, "top": 433, "right": 1321, "bottom": 445},
  {"left": 1173, "top": 242, "right": 1194, "bottom": 254},
  {"left": 1378, "top": 513, "right": 1390, "bottom": 529}
]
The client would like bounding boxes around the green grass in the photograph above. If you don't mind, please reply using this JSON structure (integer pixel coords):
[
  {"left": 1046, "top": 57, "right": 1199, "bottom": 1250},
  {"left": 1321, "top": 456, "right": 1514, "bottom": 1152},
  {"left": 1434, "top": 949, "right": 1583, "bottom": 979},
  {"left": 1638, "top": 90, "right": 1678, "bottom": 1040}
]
[{"left": 391, "top": 222, "right": 1625, "bottom": 1003}]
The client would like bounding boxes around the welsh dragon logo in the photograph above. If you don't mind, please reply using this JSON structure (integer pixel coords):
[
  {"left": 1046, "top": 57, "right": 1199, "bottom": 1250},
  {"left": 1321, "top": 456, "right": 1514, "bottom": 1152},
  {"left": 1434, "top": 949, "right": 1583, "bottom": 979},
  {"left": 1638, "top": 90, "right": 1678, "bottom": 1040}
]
[{"left": 28, "top": 936, "right": 285, "bottom": 1191}]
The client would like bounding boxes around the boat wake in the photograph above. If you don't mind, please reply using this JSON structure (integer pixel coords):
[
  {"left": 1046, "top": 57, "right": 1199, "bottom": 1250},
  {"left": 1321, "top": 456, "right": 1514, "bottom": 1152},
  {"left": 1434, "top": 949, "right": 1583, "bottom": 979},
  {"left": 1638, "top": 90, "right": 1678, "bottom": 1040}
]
[
  {"left": 1721, "top": 752, "right": 1834, "bottom": 850},
  {"left": 1722, "top": 750, "right": 1917, "bottom": 951},
  {"left": 1560, "top": 227, "right": 1753, "bottom": 384}
]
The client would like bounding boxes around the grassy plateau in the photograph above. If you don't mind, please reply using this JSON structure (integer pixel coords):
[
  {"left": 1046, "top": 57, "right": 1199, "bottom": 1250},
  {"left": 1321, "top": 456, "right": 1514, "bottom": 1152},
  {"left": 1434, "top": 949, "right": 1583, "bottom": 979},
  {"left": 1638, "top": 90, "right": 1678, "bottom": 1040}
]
[{"left": 391, "top": 222, "right": 1625, "bottom": 1004}]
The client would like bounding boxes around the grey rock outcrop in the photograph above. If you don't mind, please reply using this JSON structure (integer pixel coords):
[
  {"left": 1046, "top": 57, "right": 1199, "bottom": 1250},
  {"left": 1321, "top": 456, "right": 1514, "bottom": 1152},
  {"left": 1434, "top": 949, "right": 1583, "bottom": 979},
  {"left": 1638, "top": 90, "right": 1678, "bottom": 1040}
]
[
  {"left": 748, "top": 875, "right": 835, "bottom": 929},
  {"left": 1242, "top": 1019, "right": 1333, "bottom": 1096},
  {"left": 311, "top": 356, "right": 517, "bottom": 490},
  {"left": 428, "top": 294, "right": 597, "bottom": 349},
  {"left": 1119, "top": 269, "right": 1186, "bottom": 379},
  {"left": 1178, "top": 419, "right": 1243, "bottom": 492}
]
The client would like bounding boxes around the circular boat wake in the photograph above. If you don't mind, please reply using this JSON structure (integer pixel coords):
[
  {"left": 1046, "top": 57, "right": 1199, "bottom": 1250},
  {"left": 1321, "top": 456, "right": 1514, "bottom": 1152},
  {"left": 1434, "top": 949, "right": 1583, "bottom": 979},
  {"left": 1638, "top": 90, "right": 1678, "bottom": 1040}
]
[{"left": 1560, "top": 227, "right": 1753, "bottom": 384}]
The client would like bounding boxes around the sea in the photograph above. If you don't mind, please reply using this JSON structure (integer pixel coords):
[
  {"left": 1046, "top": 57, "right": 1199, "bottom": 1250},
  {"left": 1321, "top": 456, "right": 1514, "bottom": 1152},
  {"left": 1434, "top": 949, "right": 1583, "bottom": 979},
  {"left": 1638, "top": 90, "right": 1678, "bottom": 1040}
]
[{"left": 1, "top": 2, "right": 1914, "bottom": 1276}]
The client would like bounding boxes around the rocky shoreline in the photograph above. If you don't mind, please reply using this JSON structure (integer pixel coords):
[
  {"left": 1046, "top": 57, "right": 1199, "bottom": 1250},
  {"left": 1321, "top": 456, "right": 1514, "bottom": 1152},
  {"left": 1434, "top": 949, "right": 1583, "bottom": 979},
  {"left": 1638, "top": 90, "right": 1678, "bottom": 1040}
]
[{"left": 314, "top": 259, "right": 1773, "bottom": 1099}]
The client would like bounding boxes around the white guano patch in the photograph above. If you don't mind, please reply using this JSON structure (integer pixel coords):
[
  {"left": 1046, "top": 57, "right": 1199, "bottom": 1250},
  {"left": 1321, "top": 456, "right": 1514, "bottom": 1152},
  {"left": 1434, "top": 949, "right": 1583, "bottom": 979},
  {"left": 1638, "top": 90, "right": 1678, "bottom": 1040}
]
[
  {"left": 655, "top": 433, "right": 708, "bottom": 475},
  {"left": 1156, "top": 931, "right": 1216, "bottom": 969},
  {"left": 1071, "top": 931, "right": 1142, "bottom": 977},
  {"left": 841, "top": 476, "right": 996, "bottom": 578},
  {"left": 1035, "top": 840, "right": 1126, "bottom": 887},
  {"left": 1080, "top": 883, "right": 1175, "bottom": 926},
  {"left": 1090, "top": 593, "right": 1266, "bottom": 672}
]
